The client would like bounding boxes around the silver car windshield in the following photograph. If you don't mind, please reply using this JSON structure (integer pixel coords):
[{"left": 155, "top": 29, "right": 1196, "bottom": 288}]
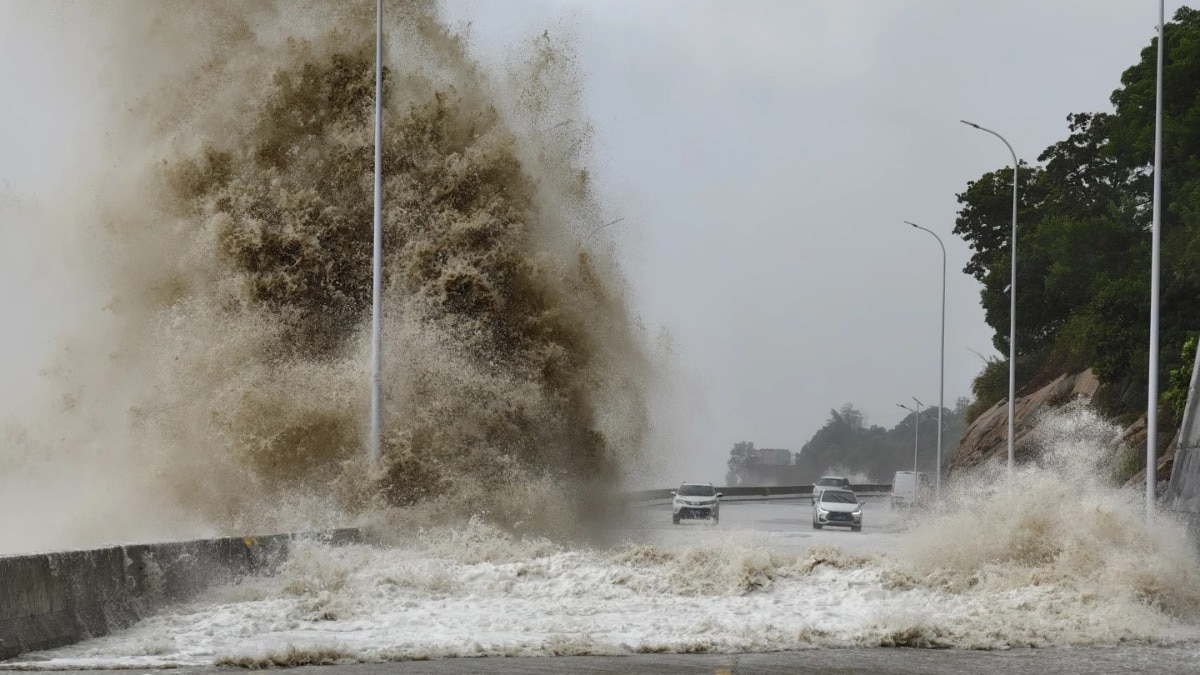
[
  {"left": 817, "top": 478, "right": 845, "bottom": 487},
  {"left": 820, "top": 490, "right": 857, "bottom": 504},
  {"left": 679, "top": 485, "right": 716, "bottom": 496}
]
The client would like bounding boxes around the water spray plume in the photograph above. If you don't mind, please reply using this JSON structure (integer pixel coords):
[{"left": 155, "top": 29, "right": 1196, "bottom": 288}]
[
  {"left": 16, "top": 409, "right": 1200, "bottom": 665},
  {"left": 0, "top": 0, "right": 650, "bottom": 552}
]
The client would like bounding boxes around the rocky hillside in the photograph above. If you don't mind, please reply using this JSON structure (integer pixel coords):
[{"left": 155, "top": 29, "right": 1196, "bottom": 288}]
[
  {"left": 950, "top": 369, "right": 1178, "bottom": 487},
  {"left": 950, "top": 370, "right": 1099, "bottom": 472}
]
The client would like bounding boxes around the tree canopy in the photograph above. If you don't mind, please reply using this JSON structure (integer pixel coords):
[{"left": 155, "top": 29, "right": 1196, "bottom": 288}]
[
  {"left": 955, "top": 7, "right": 1200, "bottom": 423},
  {"left": 726, "top": 400, "right": 970, "bottom": 485}
]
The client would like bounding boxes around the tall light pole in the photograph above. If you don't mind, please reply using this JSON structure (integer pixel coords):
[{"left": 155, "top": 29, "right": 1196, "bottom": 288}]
[
  {"left": 913, "top": 397, "right": 923, "bottom": 475},
  {"left": 369, "top": 0, "right": 384, "bottom": 466},
  {"left": 1147, "top": 0, "right": 1166, "bottom": 522},
  {"left": 961, "top": 120, "right": 1019, "bottom": 476},
  {"left": 905, "top": 221, "right": 946, "bottom": 501},
  {"left": 581, "top": 217, "right": 626, "bottom": 246},
  {"left": 897, "top": 400, "right": 923, "bottom": 474}
]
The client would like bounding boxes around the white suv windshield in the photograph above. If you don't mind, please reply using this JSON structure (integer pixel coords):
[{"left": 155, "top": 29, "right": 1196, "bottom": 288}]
[{"left": 679, "top": 485, "right": 715, "bottom": 496}]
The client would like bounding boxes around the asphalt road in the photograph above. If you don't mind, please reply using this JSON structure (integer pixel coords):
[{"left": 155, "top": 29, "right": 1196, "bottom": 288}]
[
  {"left": 31, "top": 644, "right": 1200, "bottom": 674},
  {"left": 623, "top": 495, "right": 903, "bottom": 555}
]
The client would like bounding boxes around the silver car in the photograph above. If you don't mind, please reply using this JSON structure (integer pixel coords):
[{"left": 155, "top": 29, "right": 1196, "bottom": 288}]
[{"left": 812, "top": 489, "right": 862, "bottom": 531}]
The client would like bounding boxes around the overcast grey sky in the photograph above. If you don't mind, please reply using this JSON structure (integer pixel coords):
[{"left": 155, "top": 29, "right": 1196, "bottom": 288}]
[{"left": 0, "top": 1, "right": 1181, "bottom": 484}]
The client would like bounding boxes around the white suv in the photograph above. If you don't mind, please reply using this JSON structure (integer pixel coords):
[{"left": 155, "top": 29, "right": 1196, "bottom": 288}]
[
  {"left": 812, "top": 488, "right": 862, "bottom": 531},
  {"left": 811, "top": 475, "right": 852, "bottom": 504},
  {"left": 671, "top": 483, "right": 723, "bottom": 524}
]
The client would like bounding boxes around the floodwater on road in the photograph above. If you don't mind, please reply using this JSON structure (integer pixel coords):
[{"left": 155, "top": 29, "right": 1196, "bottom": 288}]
[
  {"left": 624, "top": 496, "right": 903, "bottom": 555},
  {"left": 5, "top": 494, "right": 1200, "bottom": 672}
]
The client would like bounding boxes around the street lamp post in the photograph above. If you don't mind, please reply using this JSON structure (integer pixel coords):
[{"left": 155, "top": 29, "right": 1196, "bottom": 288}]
[
  {"left": 369, "top": 0, "right": 384, "bottom": 466},
  {"left": 581, "top": 217, "right": 626, "bottom": 246},
  {"left": 897, "top": 400, "right": 923, "bottom": 475},
  {"left": 913, "top": 397, "right": 923, "bottom": 474},
  {"left": 905, "top": 221, "right": 946, "bottom": 502},
  {"left": 961, "top": 120, "right": 1019, "bottom": 476},
  {"left": 1147, "top": 0, "right": 1166, "bottom": 522}
]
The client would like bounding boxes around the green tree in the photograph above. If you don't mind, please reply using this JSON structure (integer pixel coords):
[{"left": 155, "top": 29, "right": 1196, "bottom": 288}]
[
  {"left": 726, "top": 441, "right": 757, "bottom": 486},
  {"left": 1164, "top": 336, "right": 1198, "bottom": 425},
  {"left": 955, "top": 7, "right": 1200, "bottom": 424},
  {"left": 792, "top": 403, "right": 969, "bottom": 483}
]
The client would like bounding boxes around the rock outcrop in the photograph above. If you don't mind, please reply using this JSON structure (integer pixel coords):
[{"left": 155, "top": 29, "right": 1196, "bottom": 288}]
[
  {"left": 949, "top": 370, "right": 1101, "bottom": 474},
  {"left": 1123, "top": 413, "right": 1177, "bottom": 488},
  {"left": 951, "top": 368, "right": 1179, "bottom": 486}
]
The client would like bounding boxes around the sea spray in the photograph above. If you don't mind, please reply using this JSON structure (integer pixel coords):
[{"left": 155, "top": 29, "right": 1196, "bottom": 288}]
[
  {"left": 0, "top": 0, "right": 649, "bottom": 553},
  {"left": 12, "top": 408, "right": 1200, "bottom": 670},
  {"left": 896, "top": 403, "right": 1200, "bottom": 641}
]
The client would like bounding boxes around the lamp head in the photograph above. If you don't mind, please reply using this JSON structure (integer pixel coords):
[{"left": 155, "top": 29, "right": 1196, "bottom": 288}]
[{"left": 960, "top": 119, "right": 982, "bottom": 129}]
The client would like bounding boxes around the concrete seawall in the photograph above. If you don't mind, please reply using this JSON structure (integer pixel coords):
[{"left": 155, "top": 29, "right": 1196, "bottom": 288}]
[{"left": 0, "top": 528, "right": 362, "bottom": 661}]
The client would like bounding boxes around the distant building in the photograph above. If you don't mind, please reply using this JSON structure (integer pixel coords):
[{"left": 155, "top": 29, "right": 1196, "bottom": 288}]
[{"left": 754, "top": 448, "right": 793, "bottom": 466}]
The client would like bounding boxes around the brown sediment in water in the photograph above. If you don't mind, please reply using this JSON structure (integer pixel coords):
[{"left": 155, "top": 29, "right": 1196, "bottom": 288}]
[{"left": 0, "top": 0, "right": 650, "bottom": 550}]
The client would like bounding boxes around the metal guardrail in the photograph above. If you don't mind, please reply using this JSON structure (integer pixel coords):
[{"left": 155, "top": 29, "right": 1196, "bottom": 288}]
[{"left": 625, "top": 484, "right": 892, "bottom": 503}]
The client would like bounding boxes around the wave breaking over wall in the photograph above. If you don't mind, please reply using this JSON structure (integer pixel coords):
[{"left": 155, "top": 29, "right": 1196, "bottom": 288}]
[
  {"left": 11, "top": 407, "right": 1200, "bottom": 670},
  {"left": 0, "top": 0, "right": 650, "bottom": 552}
]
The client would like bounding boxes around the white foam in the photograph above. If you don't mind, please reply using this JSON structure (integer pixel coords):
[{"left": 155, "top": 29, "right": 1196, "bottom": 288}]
[
  {"left": 10, "top": 507, "right": 1200, "bottom": 669},
  {"left": 10, "top": 407, "right": 1200, "bottom": 668}
]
